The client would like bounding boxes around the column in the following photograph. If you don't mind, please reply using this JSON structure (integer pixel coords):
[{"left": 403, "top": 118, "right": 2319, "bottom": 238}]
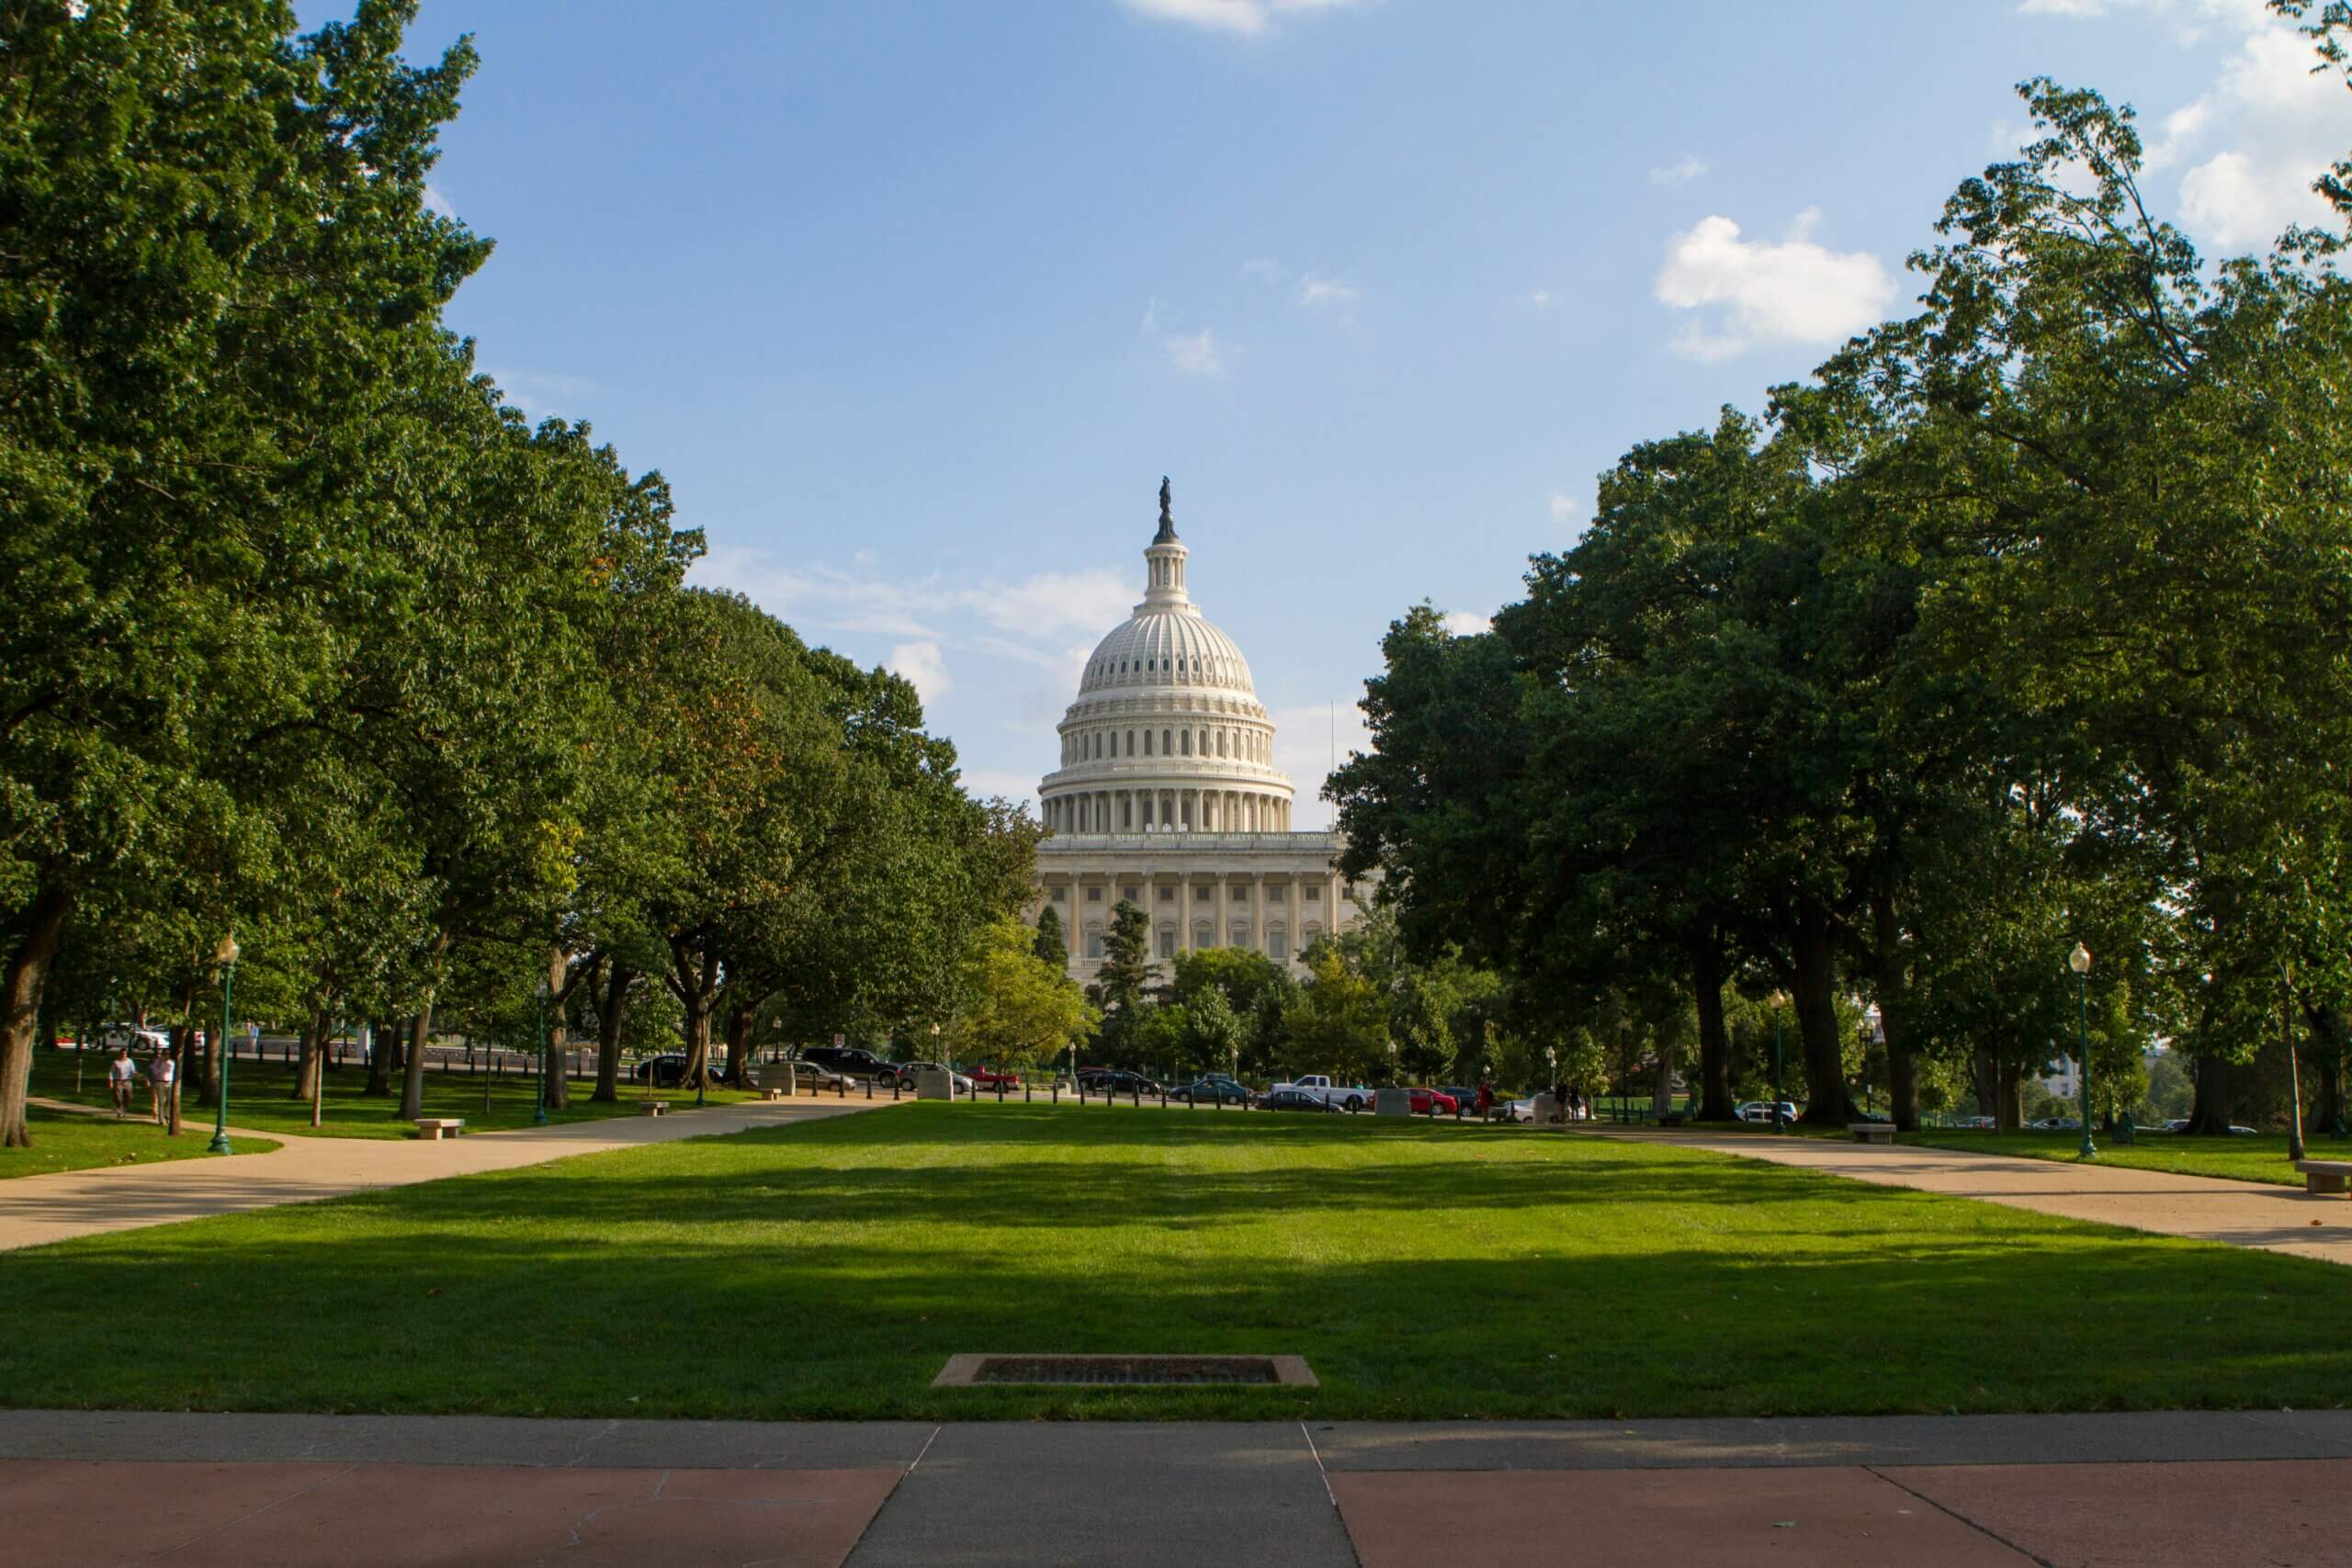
[{"left": 1250, "top": 871, "right": 1266, "bottom": 954}]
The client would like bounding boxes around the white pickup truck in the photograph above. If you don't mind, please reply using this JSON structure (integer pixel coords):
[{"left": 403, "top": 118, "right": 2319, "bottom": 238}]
[{"left": 1272, "top": 1074, "right": 1374, "bottom": 1112}]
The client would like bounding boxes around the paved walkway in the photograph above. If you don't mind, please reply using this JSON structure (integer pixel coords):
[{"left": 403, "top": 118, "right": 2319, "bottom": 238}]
[
  {"left": 1599, "top": 1126, "right": 2352, "bottom": 1265},
  {"left": 4, "top": 1410, "right": 2347, "bottom": 1565},
  {"left": 0, "top": 1095, "right": 887, "bottom": 1252}
]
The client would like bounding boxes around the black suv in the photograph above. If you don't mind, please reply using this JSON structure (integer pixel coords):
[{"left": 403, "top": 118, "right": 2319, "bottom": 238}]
[{"left": 796, "top": 1044, "right": 903, "bottom": 1084}]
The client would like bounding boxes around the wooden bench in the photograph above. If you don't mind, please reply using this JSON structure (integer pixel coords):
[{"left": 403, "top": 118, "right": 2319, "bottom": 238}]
[
  {"left": 413, "top": 1117, "right": 464, "bottom": 1141},
  {"left": 1849, "top": 1122, "right": 1896, "bottom": 1145},
  {"left": 639, "top": 1100, "right": 669, "bottom": 1117},
  {"left": 2293, "top": 1159, "right": 2352, "bottom": 1197}
]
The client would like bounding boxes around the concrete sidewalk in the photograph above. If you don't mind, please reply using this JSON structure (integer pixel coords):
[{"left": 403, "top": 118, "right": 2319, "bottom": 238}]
[
  {"left": 1600, "top": 1126, "right": 2352, "bottom": 1265},
  {"left": 5, "top": 1410, "right": 2348, "bottom": 1565},
  {"left": 0, "top": 1095, "right": 887, "bottom": 1253}
]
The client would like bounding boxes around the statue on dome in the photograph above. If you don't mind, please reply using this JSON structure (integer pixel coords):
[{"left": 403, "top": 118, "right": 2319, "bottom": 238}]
[{"left": 1159, "top": 476, "right": 1171, "bottom": 526}]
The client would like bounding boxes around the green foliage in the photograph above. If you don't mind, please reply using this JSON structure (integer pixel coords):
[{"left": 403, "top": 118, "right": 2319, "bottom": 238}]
[{"left": 947, "top": 919, "right": 1096, "bottom": 1074}]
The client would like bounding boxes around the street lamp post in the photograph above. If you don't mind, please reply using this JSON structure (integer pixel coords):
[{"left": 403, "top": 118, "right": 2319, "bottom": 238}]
[
  {"left": 2069, "top": 942, "right": 2095, "bottom": 1160},
  {"left": 532, "top": 981, "right": 550, "bottom": 1125},
  {"left": 208, "top": 935, "right": 239, "bottom": 1155},
  {"left": 1768, "top": 991, "right": 1789, "bottom": 1133},
  {"left": 2283, "top": 965, "right": 2307, "bottom": 1164}
]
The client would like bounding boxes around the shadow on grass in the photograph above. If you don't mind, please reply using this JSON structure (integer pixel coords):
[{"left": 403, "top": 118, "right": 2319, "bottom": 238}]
[{"left": 1, "top": 1102, "right": 2344, "bottom": 1422}]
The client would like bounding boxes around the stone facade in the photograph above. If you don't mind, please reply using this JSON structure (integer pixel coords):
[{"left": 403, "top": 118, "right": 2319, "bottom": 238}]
[{"left": 1030, "top": 484, "right": 1361, "bottom": 979}]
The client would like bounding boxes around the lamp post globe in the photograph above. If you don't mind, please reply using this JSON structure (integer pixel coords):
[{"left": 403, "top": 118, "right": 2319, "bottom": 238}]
[
  {"left": 2068, "top": 943, "right": 2095, "bottom": 1159},
  {"left": 208, "top": 935, "right": 240, "bottom": 1156}
]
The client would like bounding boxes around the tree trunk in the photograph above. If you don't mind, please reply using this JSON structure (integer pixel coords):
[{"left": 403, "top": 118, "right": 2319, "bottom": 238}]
[
  {"left": 543, "top": 945, "right": 571, "bottom": 1111},
  {"left": 668, "top": 934, "right": 718, "bottom": 1089},
  {"left": 1997, "top": 1053, "right": 2025, "bottom": 1131},
  {"left": 292, "top": 1024, "right": 316, "bottom": 1100},
  {"left": 399, "top": 1005, "right": 434, "bottom": 1120},
  {"left": 184, "top": 975, "right": 217, "bottom": 1110},
  {"left": 363, "top": 1019, "right": 393, "bottom": 1097},
  {"left": 1689, "top": 932, "right": 1734, "bottom": 1122},
  {"left": 1792, "top": 898, "right": 1859, "bottom": 1124},
  {"left": 1868, "top": 887, "right": 1918, "bottom": 1131},
  {"left": 725, "top": 998, "right": 755, "bottom": 1088},
  {"left": 0, "top": 881, "right": 73, "bottom": 1147},
  {"left": 594, "top": 960, "right": 631, "bottom": 1102},
  {"left": 2186, "top": 1051, "right": 2234, "bottom": 1135},
  {"left": 167, "top": 1021, "right": 192, "bottom": 1136},
  {"left": 2307, "top": 1003, "right": 2346, "bottom": 1136},
  {"left": 1649, "top": 1040, "right": 1675, "bottom": 1115}
]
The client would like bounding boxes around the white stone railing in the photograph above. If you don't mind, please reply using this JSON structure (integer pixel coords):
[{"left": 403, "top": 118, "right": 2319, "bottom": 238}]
[{"left": 1037, "top": 831, "right": 1341, "bottom": 852}]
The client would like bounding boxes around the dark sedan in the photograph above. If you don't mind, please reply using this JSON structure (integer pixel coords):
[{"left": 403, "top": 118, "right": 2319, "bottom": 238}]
[
  {"left": 1261, "top": 1088, "right": 1338, "bottom": 1113},
  {"left": 1084, "top": 1070, "right": 1162, "bottom": 1098},
  {"left": 1171, "top": 1077, "right": 1252, "bottom": 1106},
  {"left": 631, "top": 1054, "right": 691, "bottom": 1087}
]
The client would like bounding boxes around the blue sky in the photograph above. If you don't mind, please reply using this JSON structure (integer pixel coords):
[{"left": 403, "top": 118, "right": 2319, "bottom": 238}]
[{"left": 362, "top": 0, "right": 2349, "bottom": 824}]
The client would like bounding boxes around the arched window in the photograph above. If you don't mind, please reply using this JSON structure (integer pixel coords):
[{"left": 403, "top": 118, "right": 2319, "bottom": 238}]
[
  {"left": 1157, "top": 928, "right": 1176, "bottom": 959},
  {"left": 1180, "top": 730, "right": 1191, "bottom": 756},
  {"left": 1126, "top": 729, "right": 1135, "bottom": 754},
  {"left": 1161, "top": 728, "right": 1172, "bottom": 755},
  {"left": 1085, "top": 926, "right": 1104, "bottom": 959},
  {"left": 1144, "top": 730, "right": 1154, "bottom": 756},
  {"left": 1268, "top": 927, "right": 1288, "bottom": 963}
]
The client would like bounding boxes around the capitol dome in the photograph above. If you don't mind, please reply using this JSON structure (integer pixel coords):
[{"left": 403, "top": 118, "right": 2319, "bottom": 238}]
[{"left": 1038, "top": 481, "right": 1295, "bottom": 837}]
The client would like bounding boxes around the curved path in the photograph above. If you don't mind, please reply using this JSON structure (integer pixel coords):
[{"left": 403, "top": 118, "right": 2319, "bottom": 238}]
[
  {"left": 1599, "top": 1125, "right": 2352, "bottom": 1265},
  {"left": 0, "top": 1095, "right": 887, "bottom": 1253}
]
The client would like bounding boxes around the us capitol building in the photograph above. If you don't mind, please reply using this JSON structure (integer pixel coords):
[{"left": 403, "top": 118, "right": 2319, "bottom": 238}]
[{"left": 1031, "top": 480, "right": 1362, "bottom": 977}]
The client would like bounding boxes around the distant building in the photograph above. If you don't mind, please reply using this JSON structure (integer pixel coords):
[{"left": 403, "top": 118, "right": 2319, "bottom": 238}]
[{"left": 1026, "top": 482, "right": 1364, "bottom": 979}]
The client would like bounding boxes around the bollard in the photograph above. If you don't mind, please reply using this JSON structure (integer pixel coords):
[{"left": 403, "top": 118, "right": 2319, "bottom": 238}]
[
  {"left": 835, "top": 1077, "right": 843, "bottom": 1098},
  {"left": 1025, "top": 1081, "right": 1033, "bottom": 1103},
  {"left": 892, "top": 1079, "right": 901, "bottom": 1101},
  {"left": 1052, "top": 1083, "right": 1059, "bottom": 1105},
  {"left": 1159, "top": 1086, "right": 1167, "bottom": 1111},
  {"left": 1132, "top": 1084, "right": 1140, "bottom": 1109},
  {"left": 865, "top": 1077, "right": 872, "bottom": 1100},
  {"left": 998, "top": 1080, "right": 1006, "bottom": 1103}
]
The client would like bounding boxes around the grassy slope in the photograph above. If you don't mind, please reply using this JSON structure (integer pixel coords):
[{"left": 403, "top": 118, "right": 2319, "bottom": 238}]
[
  {"left": 29, "top": 1049, "right": 758, "bottom": 1140},
  {"left": 4, "top": 1104, "right": 2344, "bottom": 1421},
  {"left": 0, "top": 1107, "right": 282, "bottom": 1179},
  {"left": 1900, "top": 1129, "right": 2339, "bottom": 1188}
]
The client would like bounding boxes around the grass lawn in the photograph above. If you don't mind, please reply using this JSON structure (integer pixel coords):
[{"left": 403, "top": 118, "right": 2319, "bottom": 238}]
[
  {"left": 28, "top": 1048, "right": 756, "bottom": 1140},
  {"left": 1899, "top": 1127, "right": 2342, "bottom": 1188},
  {"left": 1, "top": 1106, "right": 282, "bottom": 1179},
  {"left": 3, "top": 1104, "right": 2345, "bottom": 1421}
]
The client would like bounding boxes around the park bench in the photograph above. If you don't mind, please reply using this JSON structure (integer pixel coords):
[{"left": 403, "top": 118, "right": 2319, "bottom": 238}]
[
  {"left": 413, "top": 1117, "right": 464, "bottom": 1141},
  {"left": 1849, "top": 1122, "right": 1896, "bottom": 1145},
  {"left": 639, "top": 1100, "right": 669, "bottom": 1117},
  {"left": 2292, "top": 1158, "right": 2352, "bottom": 1197}
]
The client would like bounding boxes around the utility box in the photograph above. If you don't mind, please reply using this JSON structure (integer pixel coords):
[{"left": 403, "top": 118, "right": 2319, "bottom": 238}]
[
  {"left": 756, "top": 1062, "right": 797, "bottom": 1096},
  {"left": 914, "top": 1066, "right": 957, "bottom": 1101},
  {"left": 1374, "top": 1087, "right": 1412, "bottom": 1117}
]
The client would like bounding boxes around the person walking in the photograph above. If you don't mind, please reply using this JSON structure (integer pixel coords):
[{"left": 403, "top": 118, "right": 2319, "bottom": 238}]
[
  {"left": 108, "top": 1046, "right": 137, "bottom": 1118},
  {"left": 1476, "top": 1079, "right": 1494, "bottom": 1121},
  {"left": 148, "top": 1047, "right": 176, "bottom": 1131}
]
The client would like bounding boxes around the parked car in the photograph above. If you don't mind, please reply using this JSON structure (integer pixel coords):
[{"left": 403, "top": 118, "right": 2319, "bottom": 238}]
[
  {"left": 1963, "top": 1116, "right": 1998, "bottom": 1130},
  {"left": 794, "top": 1044, "right": 901, "bottom": 1083},
  {"left": 1403, "top": 1087, "right": 1459, "bottom": 1116},
  {"left": 893, "top": 1060, "right": 976, "bottom": 1095},
  {"left": 774, "top": 1059, "right": 852, "bottom": 1094},
  {"left": 1271, "top": 1074, "right": 1373, "bottom": 1112},
  {"left": 632, "top": 1054, "right": 691, "bottom": 1087},
  {"left": 1084, "top": 1070, "right": 1161, "bottom": 1098},
  {"left": 1735, "top": 1100, "right": 1799, "bottom": 1124},
  {"left": 1261, "top": 1088, "right": 1339, "bottom": 1113},
  {"left": 1502, "top": 1097, "right": 1536, "bottom": 1123},
  {"left": 1171, "top": 1076, "right": 1252, "bottom": 1106},
  {"left": 966, "top": 1065, "right": 1022, "bottom": 1090},
  {"left": 1440, "top": 1086, "right": 1487, "bottom": 1115}
]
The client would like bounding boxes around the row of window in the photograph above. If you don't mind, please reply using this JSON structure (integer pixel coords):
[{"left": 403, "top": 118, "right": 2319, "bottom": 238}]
[
  {"left": 1062, "top": 725, "right": 1267, "bottom": 765},
  {"left": 1053, "top": 883, "right": 1325, "bottom": 904}
]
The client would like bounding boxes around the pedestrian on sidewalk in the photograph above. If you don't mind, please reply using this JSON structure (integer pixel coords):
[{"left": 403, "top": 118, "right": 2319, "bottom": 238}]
[
  {"left": 108, "top": 1047, "right": 137, "bottom": 1118},
  {"left": 148, "top": 1048, "right": 176, "bottom": 1131},
  {"left": 1476, "top": 1079, "right": 1494, "bottom": 1119}
]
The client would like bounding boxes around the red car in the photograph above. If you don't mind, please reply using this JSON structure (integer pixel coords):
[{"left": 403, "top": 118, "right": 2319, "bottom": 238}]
[
  {"left": 967, "top": 1065, "right": 1023, "bottom": 1089},
  {"left": 1407, "top": 1087, "right": 1459, "bottom": 1116}
]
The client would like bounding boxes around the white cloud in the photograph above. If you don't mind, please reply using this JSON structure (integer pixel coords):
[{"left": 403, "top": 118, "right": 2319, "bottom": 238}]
[
  {"left": 1653, "top": 209, "right": 1895, "bottom": 359},
  {"left": 1164, "top": 328, "right": 1225, "bottom": 375},
  {"left": 481, "top": 367, "right": 605, "bottom": 419},
  {"left": 1139, "top": 296, "right": 1168, "bottom": 334},
  {"left": 422, "top": 184, "right": 457, "bottom": 220},
  {"left": 887, "top": 641, "right": 953, "bottom": 706},
  {"left": 1241, "top": 257, "right": 1284, "bottom": 282},
  {"left": 1442, "top": 610, "right": 1492, "bottom": 637},
  {"left": 1528, "top": 288, "right": 1553, "bottom": 309},
  {"left": 960, "top": 767, "right": 1040, "bottom": 811},
  {"left": 1548, "top": 489, "right": 1587, "bottom": 527},
  {"left": 1648, "top": 153, "right": 1708, "bottom": 186},
  {"left": 973, "top": 570, "right": 1138, "bottom": 641},
  {"left": 1270, "top": 698, "right": 1374, "bottom": 830},
  {"left": 2023, "top": 0, "right": 2352, "bottom": 251},
  {"left": 1118, "top": 0, "right": 1369, "bottom": 37},
  {"left": 1296, "top": 273, "right": 1360, "bottom": 308}
]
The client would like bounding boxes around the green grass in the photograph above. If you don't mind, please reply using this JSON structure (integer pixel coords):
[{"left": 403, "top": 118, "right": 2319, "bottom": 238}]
[
  {"left": 3, "top": 1103, "right": 2345, "bottom": 1421},
  {"left": 1, "top": 1106, "right": 281, "bottom": 1179},
  {"left": 1900, "top": 1127, "right": 2340, "bottom": 1187},
  {"left": 29, "top": 1048, "right": 756, "bottom": 1140}
]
